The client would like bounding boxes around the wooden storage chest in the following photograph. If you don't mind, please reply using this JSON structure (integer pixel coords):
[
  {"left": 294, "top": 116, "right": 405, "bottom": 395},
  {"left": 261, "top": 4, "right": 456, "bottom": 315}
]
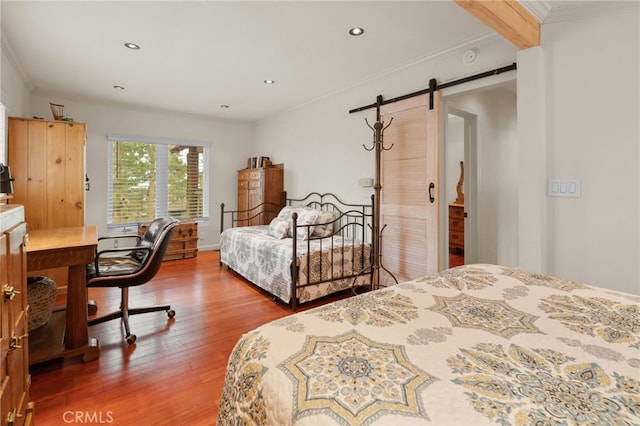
[{"left": 138, "top": 221, "right": 198, "bottom": 261}]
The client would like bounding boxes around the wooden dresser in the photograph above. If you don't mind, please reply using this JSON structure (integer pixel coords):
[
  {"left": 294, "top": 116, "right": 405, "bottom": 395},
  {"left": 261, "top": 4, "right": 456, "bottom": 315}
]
[
  {"left": 0, "top": 205, "right": 35, "bottom": 425},
  {"left": 448, "top": 202, "right": 464, "bottom": 253},
  {"left": 237, "top": 165, "right": 284, "bottom": 226}
]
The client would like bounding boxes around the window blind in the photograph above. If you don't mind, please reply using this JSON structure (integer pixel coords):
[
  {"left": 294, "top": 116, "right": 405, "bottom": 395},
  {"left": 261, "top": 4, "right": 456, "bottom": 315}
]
[{"left": 107, "top": 134, "right": 209, "bottom": 229}]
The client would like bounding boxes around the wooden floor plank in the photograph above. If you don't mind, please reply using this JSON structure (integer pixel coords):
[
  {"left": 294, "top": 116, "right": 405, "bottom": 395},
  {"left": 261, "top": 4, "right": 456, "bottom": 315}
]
[{"left": 29, "top": 250, "right": 347, "bottom": 425}]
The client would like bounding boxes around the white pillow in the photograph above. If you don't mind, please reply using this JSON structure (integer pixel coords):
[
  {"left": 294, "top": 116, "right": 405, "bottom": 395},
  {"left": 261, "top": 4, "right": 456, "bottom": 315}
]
[
  {"left": 276, "top": 206, "right": 297, "bottom": 221},
  {"left": 313, "top": 210, "right": 337, "bottom": 237},
  {"left": 290, "top": 208, "right": 320, "bottom": 240},
  {"left": 268, "top": 218, "right": 289, "bottom": 239}
]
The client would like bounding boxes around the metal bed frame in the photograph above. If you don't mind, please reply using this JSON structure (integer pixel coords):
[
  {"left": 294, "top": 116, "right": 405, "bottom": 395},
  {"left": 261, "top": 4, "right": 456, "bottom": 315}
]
[{"left": 220, "top": 192, "right": 374, "bottom": 310}]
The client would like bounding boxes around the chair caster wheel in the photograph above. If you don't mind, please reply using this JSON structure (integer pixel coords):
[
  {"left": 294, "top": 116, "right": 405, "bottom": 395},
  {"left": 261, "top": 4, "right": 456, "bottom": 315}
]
[
  {"left": 126, "top": 334, "right": 137, "bottom": 344},
  {"left": 167, "top": 309, "right": 176, "bottom": 319}
]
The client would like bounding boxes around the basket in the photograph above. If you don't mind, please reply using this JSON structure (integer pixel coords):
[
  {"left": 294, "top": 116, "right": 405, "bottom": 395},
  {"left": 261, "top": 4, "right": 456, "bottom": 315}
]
[{"left": 49, "top": 102, "right": 64, "bottom": 120}]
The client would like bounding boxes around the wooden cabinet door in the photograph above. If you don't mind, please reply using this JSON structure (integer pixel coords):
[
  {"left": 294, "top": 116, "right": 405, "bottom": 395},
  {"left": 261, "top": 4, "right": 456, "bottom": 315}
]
[
  {"left": 63, "top": 122, "right": 86, "bottom": 227},
  {"left": 247, "top": 188, "right": 262, "bottom": 226},
  {"left": 237, "top": 170, "right": 250, "bottom": 226},
  {"left": 2, "top": 221, "right": 29, "bottom": 425},
  {"left": 45, "top": 121, "right": 85, "bottom": 228},
  {"left": 380, "top": 93, "right": 440, "bottom": 283},
  {"left": 8, "top": 118, "right": 47, "bottom": 230}
]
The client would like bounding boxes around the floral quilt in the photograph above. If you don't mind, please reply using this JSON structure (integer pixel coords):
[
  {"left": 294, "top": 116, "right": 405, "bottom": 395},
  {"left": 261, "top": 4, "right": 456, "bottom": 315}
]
[
  {"left": 220, "top": 225, "right": 371, "bottom": 304},
  {"left": 217, "top": 264, "right": 640, "bottom": 426}
]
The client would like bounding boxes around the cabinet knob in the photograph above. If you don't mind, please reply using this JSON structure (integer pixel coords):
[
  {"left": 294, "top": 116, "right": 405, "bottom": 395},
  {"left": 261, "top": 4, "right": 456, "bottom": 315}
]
[
  {"left": 3, "top": 284, "right": 20, "bottom": 300},
  {"left": 9, "top": 332, "right": 28, "bottom": 350},
  {"left": 6, "top": 408, "right": 17, "bottom": 425}
]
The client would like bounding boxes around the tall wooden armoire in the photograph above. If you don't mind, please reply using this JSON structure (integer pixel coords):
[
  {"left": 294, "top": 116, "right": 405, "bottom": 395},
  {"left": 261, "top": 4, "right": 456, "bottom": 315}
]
[
  {"left": 237, "top": 165, "right": 284, "bottom": 226},
  {"left": 8, "top": 117, "right": 87, "bottom": 292}
]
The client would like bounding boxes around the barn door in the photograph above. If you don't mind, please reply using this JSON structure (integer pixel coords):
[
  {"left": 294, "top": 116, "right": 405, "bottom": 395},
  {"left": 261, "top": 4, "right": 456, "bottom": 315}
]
[{"left": 379, "top": 92, "right": 440, "bottom": 283}]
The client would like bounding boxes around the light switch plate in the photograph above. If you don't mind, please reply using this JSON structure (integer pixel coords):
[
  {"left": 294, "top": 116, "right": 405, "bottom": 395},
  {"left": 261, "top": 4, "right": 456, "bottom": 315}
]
[
  {"left": 359, "top": 177, "right": 374, "bottom": 188},
  {"left": 548, "top": 178, "right": 581, "bottom": 198}
]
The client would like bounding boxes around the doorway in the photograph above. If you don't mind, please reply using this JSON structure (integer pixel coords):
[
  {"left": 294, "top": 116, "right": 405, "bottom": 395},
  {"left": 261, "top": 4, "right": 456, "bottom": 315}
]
[{"left": 444, "top": 108, "right": 477, "bottom": 268}]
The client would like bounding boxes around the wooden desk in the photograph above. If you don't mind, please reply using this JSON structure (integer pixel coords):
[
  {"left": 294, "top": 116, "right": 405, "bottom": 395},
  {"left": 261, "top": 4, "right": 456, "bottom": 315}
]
[{"left": 27, "top": 226, "right": 100, "bottom": 364}]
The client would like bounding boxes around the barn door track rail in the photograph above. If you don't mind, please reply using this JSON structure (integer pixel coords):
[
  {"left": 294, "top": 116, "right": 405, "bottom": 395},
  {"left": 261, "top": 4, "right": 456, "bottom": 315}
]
[{"left": 349, "top": 62, "right": 517, "bottom": 113}]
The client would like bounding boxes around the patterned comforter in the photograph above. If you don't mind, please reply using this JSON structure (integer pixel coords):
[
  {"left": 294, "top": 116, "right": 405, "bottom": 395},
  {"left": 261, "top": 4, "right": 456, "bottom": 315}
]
[
  {"left": 220, "top": 225, "right": 371, "bottom": 304},
  {"left": 217, "top": 264, "right": 640, "bottom": 425}
]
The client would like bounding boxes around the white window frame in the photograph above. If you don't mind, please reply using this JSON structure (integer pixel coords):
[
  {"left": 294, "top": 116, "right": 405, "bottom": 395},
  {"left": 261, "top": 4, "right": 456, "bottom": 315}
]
[{"left": 107, "top": 134, "right": 210, "bottom": 233}]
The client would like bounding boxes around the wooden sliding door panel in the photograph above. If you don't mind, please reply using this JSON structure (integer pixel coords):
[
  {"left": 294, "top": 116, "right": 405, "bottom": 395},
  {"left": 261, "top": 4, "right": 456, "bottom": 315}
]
[
  {"left": 380, "top": 93, "right": 440, "bottom": 281},
  {"left": 382, "top": 158, "right": 428, "bottom": 206},
  {"left": 379, "top": 213, "right": 429, "bottom": 283}
]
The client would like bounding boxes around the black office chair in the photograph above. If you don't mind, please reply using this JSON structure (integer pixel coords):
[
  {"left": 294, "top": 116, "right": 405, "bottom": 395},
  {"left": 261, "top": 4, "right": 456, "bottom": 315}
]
[{"left": 86, "top": 217, "right": 179, "bottom": 344}]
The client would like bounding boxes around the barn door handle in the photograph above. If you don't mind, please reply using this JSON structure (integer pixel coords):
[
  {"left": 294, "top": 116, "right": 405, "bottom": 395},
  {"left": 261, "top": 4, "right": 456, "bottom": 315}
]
[{"left": 428, "top": 182, "right": 435, "bottom": 203}]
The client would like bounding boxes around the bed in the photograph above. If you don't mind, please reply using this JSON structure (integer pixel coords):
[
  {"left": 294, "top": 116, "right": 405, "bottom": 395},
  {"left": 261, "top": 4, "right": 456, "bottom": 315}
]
[
  {"left": 220, "top": 193, "right": 374, "bottom": 310},
  {"left": 216, "top": 263, "right": 640, "bottom": 425}
]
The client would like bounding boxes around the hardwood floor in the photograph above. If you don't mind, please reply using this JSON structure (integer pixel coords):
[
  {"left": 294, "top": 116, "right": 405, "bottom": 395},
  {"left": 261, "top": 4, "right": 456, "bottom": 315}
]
[{"left": 29, "top": 250, "right": 341, "bottom": 425}]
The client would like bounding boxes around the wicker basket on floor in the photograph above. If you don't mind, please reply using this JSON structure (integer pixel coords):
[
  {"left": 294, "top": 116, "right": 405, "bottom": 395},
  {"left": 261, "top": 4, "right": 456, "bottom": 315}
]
[{"left": 27, "top": 276, "right": 57, "bottom": 331}]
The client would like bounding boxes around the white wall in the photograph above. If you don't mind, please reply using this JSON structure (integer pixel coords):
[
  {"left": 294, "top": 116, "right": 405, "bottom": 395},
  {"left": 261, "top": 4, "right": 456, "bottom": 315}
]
[
  {"left": 1, "top": 39, "right": 31, "bottom": 119},
  {"left": 27, "top": 93, "right": 255, "bottom": 250},
  {"left": 255, "top": 35, "right": 517, "bottom": 206},
  {"left": 541, "top": 11, "right": 639, "bottom": 293},
  {"left": 446, "top": 87, "right": 518, "bottom": 266}
]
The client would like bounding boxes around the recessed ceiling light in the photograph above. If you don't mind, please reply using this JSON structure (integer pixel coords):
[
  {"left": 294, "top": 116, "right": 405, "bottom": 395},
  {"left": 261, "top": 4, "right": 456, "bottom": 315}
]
[
  {"left": 348, "top": 27, "right": 364, "bottom": 36},
  {"left": 124, "top": 42, "right": 140, "bottom": 50},
  {"left": 264, "top": 79, "right": 275, "bottom": 85},
  {"left": 220, "top": 105, "right": 229, "bottom": 109},
  {"left": 113, "top": 85, "right": 125, "bottom": 91}
]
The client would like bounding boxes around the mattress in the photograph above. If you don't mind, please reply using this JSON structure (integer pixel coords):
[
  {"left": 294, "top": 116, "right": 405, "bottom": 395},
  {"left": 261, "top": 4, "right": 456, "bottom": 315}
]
[
  {"left": 217, "top": 263, "right": 640, "bottom": 425},
  {"left": 220, "top": 225, "right": 371, "bottom": 304}
]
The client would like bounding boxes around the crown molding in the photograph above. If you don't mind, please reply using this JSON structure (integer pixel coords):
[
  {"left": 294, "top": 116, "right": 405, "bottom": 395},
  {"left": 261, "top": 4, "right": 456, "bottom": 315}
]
[
  {"left": 518, "top": 1, "right": 552, "bottom": 23},
  {"left": 519, "top": 1, "right": 637, "bottom": 24},
  {"left": 1, "top": 30, "right": 34, "bottom": 91}
]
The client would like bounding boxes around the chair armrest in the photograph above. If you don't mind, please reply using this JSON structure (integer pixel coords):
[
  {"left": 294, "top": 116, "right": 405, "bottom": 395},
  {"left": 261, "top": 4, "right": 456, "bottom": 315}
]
[
  {"left": 92, "top": 246, "right": 150, "bottom": 277},
  {"left": 98, "top": 234, "right": 142, "bottom": 243},
  {"left": 95, "top": 246, "right": 144, "bottom": 257}
]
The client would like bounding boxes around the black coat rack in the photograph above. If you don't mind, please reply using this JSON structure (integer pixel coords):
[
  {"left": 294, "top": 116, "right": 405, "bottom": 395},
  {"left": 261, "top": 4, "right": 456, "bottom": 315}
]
[{"left": 354, "top": 95, "right": 398, "bottom": 292}]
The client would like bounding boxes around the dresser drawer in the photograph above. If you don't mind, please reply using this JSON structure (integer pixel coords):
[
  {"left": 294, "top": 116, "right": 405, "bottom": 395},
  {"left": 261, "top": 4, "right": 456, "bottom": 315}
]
[
  {"left": 449, "top": 205, "right": 464, "bottom": 219},
  {"left": 449, "top": 217, "right": 464, "bottom": 232},
  {"left": 238, "top": 169, "right": 251, "bottom": 180},
  {"left": 238, "top": 179, "right": 249, "bottom": 189},
  {"left": 249, "top": 180, "right": 261, "bottom": 189},
  {"left": 449, "top": 230, "right": 464, "bottom": 250}
]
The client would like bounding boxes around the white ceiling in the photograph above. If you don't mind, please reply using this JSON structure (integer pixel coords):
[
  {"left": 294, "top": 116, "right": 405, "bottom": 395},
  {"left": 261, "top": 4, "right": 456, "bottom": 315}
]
[
  {"left": 1, "top": 1, "right": 497, "bottom": 121},
  {"left": 1, "top": 1, "right": 632, "bottom": 122}
]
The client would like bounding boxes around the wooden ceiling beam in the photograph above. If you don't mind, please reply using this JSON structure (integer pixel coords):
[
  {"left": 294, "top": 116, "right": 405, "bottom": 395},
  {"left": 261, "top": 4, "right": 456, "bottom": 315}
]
[{"left": 455, "top": 0, "right": 540, "bottom": 49}]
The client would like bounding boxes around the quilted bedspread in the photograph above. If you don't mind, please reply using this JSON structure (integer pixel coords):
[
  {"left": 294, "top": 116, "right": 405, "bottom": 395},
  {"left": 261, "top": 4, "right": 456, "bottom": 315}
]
[
  {"left": 217, "top": 264, "right": 640, "bottom": 425},
  {"left": 220, "top": 225, "right": 371, "bottom": 304}
]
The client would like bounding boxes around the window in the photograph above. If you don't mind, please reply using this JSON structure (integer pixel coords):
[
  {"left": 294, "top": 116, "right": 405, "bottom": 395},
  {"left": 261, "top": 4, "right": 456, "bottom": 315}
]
[{"left": 107, "top": 134, "right": 209, "bottom": 230}]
